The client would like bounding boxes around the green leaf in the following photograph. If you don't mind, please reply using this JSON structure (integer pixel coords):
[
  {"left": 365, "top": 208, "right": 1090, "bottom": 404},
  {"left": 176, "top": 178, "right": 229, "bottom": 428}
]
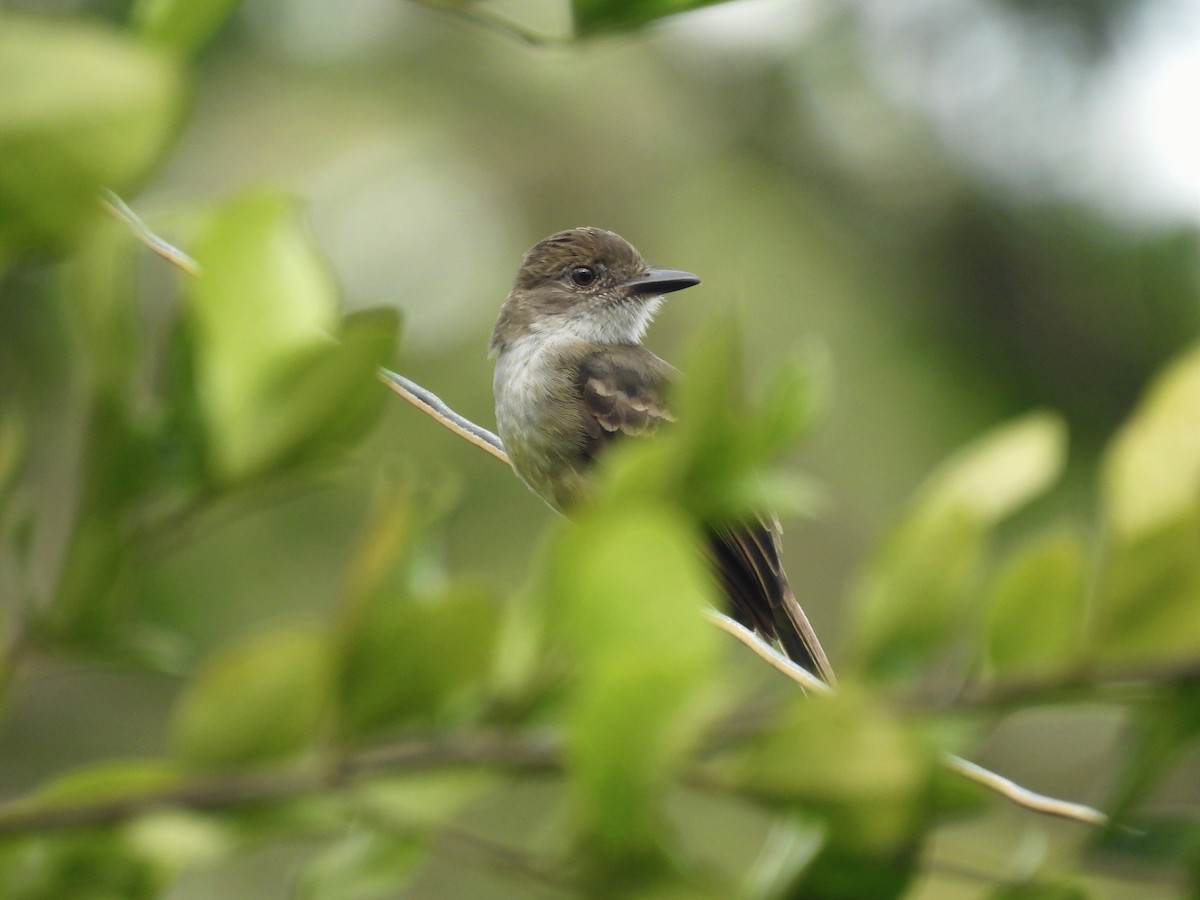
[
  {"left": 335, "top": 488, "right": 499, "bottom": 738},
  {"left": 1102, "top": 686, "right": 1200, "bottom": 829},
  {"left": 0, "top": 833, "right": 163, "bottom": 900},
  {"left": 547, "top": 504, "right": 720, "bottom": 865},
  {"left": 716, "top": 689, "right": 935, "bottom": 857},
  {"left": 850, "top": 413, "right": 1067, "bottom": 679},
  {"left": 1103, "top": 346, "right": 1200, "bottom": 541},
  {"left": 170, "top": 626, "right": 333, "bottom": 768},
  {"left": 293, "top": 828, "right": 422, "bottom": 900},
  {"left": 850, "top": 503, "right": 984, "bottom": 679},
  {"left": 338, "top": 583, "right": 499, "bottom": 738},
  {"left": 132, "top": 0, "right": 244, "bottom": 56},
  {"left": 25, "top": 759, "right": 182, "bottom": 808},
  {"left": 1093, "top": 511, "right": 1200, "bottom": 663},
  {"left": 572, "top": 0, "right": 733, "bottom": 35},
  {"left": 186, "top": 192, "right": 397, "bottom": 482},
  {"left": 985, "top": 529, "right": 1087, "bottom": 678},
  {"left": 0, "top": 15, "right": 183, "bottom": 256},
  {"left": 915, "top": 411, "right": 1067, "bottom": 527}
]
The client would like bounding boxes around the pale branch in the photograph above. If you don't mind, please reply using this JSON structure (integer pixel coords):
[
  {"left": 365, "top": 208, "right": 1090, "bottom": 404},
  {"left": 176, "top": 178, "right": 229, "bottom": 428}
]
[
  {"left": 941, "top": 756, "right": 1108, "bottom": 827},
  {"left": 704, "top": 609, "right": 831, "bottom": 695},
  {"left": 101, "top": 189, "right": 200, "bottom": 276},
  {"left": 378, "top": 369, "right": 510, "bottom": 464},
  {"left": 105, "top": 191, "right": 1113, "bottom": 831}
]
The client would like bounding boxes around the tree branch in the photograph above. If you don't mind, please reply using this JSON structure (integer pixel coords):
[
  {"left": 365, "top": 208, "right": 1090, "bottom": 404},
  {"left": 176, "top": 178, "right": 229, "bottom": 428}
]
[{"left": 0, "top": 730, "right": 559, "bottom": 836}]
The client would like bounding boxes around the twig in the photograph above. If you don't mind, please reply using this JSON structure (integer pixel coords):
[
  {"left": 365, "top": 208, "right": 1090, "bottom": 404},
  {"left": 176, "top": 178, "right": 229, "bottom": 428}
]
[
  {"left": 100, "top": 189, "right": 200, "bottom": 276},
  {"left": 378, "top": 369, "right": 510, "bottom": 464},
  {"left": 941, "top": 756, "right": 1107, "bottom": 826},
  {"left": 704, "top": 609, "right": 831, "bottom": 695}
]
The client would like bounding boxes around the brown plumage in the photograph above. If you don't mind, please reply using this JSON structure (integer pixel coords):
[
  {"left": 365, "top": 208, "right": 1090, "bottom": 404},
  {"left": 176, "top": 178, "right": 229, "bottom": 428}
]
[{"left": 491, "top": 227, "right": 835, "bottom": 684}]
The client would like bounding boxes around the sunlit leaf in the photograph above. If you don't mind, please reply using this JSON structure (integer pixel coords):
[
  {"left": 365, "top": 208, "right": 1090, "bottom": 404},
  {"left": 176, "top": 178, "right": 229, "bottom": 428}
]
[
  {"left": 170, "top": 626, "right": 333, "bottom": 768},
  {"left": 1103, "top": 346, "right": 1200, "bottom": 541},
  {"left": 293, "top": 828, "right": 422, "bottom": 900},
  {"left": 133, "top": 0, "right": 244, "bottom": 56},
  {"left": 985, "top": 529, "right": 1087, "bottom": 678},
  {"left": 850, "top": 413, "right": 1067, "bottom": 679},
  {"left": 915, "top": 411, "right": 1067, "bottom": 526},
  {"left": 187, "top": 192, "right": 397, "bottom": 482},
  {"left": 0, "top": 15, "right": 183, "bottom": 255},
  {"left": 1102, "top": 686, "right": 1200, "bottom": 830}
]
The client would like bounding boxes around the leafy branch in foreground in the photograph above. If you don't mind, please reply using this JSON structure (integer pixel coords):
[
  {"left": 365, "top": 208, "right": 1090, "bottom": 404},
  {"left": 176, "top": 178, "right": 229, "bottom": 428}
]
[{"left": 3, "top": 188, "right": 1198, "bottom": 896}]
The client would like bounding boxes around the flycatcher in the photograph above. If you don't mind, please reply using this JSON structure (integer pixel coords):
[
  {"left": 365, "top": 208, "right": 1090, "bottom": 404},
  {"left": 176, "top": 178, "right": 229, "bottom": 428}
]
[{"left": 489, "top": 227, "right": 834, "bottom": 683}]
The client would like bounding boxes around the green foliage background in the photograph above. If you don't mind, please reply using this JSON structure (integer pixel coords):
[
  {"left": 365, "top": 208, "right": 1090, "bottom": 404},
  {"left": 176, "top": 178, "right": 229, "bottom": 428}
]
[{"left": 1, "top": 0, "right": 1198, "bottom": 897}]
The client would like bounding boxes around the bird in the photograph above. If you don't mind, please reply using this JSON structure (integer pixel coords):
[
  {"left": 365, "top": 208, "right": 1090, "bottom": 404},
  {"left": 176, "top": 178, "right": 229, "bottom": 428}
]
[{"left": 488, "top": 227, "right": 834, "bottom": 684}]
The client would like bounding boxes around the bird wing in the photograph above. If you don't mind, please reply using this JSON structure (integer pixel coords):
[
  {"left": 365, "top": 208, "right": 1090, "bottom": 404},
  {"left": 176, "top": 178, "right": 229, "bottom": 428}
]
[{"left": 573, "top": 346, "right": 835, "bottom": 684}]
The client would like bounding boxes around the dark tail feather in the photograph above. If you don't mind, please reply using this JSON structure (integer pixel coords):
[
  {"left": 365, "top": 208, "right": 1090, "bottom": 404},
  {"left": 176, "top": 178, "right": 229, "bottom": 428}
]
[{"left": 707, "top": 521, "right": 836, "bottom": 686}]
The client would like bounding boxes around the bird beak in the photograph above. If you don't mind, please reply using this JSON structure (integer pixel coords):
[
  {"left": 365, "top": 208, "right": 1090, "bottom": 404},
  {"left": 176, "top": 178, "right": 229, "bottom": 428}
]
[{"left": 623, "top": 268, "right": 701, "bottom": 296}]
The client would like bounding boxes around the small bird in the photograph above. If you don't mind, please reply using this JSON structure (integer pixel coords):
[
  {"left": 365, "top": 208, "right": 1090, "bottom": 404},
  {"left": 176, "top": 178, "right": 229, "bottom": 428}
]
[{"left": 489, "top": 227, "right": 834, "bottom": 683}]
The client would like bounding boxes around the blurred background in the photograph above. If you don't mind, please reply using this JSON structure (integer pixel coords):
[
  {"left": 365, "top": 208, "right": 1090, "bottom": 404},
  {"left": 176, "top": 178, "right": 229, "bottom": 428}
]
[{"left": 1, "top": 0, "right": 1198, "bottom": 896}]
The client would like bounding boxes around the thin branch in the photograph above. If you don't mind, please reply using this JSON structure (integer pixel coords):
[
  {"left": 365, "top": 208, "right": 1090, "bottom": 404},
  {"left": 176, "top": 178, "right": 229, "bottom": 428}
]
[
  {"left": 704, "top": 609, "right": 831, "bottom": 695},
  {"left": 379, "top": 368, "right": 510, "bottom": 465},
  {"left": 941, "top": 755, "right": 1107, "bottom": 826},
  {"left": 101, "top": 189, "right": 199, "bottom": 276},
  {"left": 0, "top": 730, "right": 559, "bottom": 837}
]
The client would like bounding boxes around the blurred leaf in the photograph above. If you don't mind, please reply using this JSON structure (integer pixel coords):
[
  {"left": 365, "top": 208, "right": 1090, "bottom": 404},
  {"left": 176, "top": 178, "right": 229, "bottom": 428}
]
[
  {"left": 170, "top": 626, "right": 333, "bottom": 768},
  {"left": 293, "top": 827, "right": 422, "bottom": 900},
  {"left": 985, "top": 529, "right": 1087, "bottom": 678},
  {"left": 25, "top": 759, "right": 182, "bottom": 807},
  {"left": 132, "top": 0, "right": 244, "bottom": 56},
  {"left": 850, "top": 504, "right": 983, "bottom": 679},
  {"left": 572, "top": 0, "right": 733, "bottom": 35},
  {"left": 1103, "top": 346, "right": 1200, "bottom": 541},
  {"left": 1093, "top": 511, "right": 1200, "bottom": 663},
  {"left": 715, "top": 689, "right": 935, "bottom": 857},
  {"left": 187, "top": 190, "right": 369, "bottom": 482},
  {"left": 1092, "top": 814, "right": 1200, "bottom": 864},
  {"left": 850, "top": 413, "right": 1066, "bottom": 679},
  {"left": 915, "top": 411, "right": 1067, "bottom": 526},
  {"left": 353, "top": 772, "right": 496, "bottom": 826},
  {"left": 600, "top": 326, "right": 825, "bottom": 524},
  {"left": 44, "top": 397, "right": 146, "bottom": 644},
  {"left": 989, "top": 882, "right": 1088, "bottom": 900},
  {"left": 123, "top": 809, "right": 233, "bottom": 875},
  {"left": 0, "top": 15, "right": 183, "bottom": 256},
  {"left": 338, "top": 583, "right": 499, "bottom": 738},
  {"left": 0, "top": 832, "right": 163, "bottom": 900},
  {"left": 548, "top": 504, "right": 720, "bottom": 866},
  {"left": 1102, "top": 686, "right": 1200, "bottom": 829},
  {"left": 335, "top": 486, "right": 499, "bottom": 738},
  {"left": 784, "top": 839, "right": 917, "bottom": 900}
]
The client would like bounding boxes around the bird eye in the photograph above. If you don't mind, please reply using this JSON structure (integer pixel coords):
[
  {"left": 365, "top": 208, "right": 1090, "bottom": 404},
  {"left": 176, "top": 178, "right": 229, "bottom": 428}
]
[{"left": 569, "top": 266, "right": 597, "bottom": 287}]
